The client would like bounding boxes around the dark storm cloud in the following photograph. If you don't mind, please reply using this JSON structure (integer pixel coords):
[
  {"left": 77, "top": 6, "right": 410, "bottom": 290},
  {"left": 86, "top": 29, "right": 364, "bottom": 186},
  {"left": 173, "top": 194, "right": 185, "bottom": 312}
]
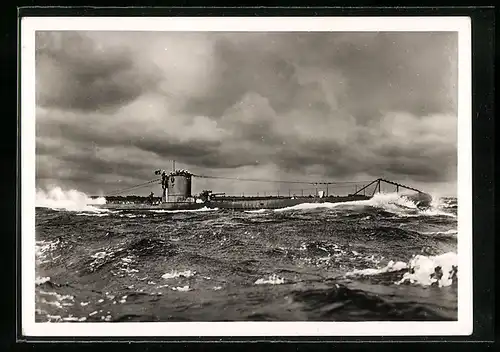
[
  {"left": 35, "top": 31, "right": 458, "bottom": 195},
  {"left": 183, "top": 32, "right": 457, "bottom": 119},
  {"left": 36, "top": 32, "right": 160, "bottom": 112}
]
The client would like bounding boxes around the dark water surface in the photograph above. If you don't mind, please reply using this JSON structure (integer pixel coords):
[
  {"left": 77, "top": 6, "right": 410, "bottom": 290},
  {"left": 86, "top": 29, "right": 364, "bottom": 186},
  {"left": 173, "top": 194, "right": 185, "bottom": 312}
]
[{"left": 35, "top": 193, "right": 458, "bottom": 322}]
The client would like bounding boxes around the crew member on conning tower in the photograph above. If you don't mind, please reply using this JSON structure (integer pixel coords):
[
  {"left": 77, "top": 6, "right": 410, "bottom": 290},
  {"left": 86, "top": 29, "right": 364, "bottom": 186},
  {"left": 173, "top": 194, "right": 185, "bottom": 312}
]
[{"left": 155, "top": 169, "right": 192, "bottom": 202}]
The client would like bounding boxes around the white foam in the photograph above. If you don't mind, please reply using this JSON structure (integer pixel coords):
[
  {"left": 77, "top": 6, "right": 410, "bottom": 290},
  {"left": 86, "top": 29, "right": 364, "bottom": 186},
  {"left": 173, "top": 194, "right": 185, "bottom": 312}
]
[
  {"left": 46, "top": 314, "right": 62, "bottom": 322},
  {"left": 419, "top": 208, "right": 457, "bottom": 218},
  {"left": 421, "top": 229, "right": 458, "bottom": 236},
  {"left": 62, "top": 316, "right": 80, "bottom": 322},
  {"left": 274, "top": 192, "right": 411, "bottom": 212},
  {"left": 344, "top": 252, "right": 458, "bottom": 288},
  {"left": 345, "top": 260, "right": 408, "bottom": 277},
  {"left": 36, "top": 186, "right": 107, "bottom": 212},
  {"left": 118, "top": 214, "right": 145, "bottom": 218},
  {"left": 35, "top": 239, "right": 60, "bottom": 265},
  {"left": 254, "top": 274, "right": 285, "bottom": 285},
  {"left": 274, "top": 202, "right": 344, "bottom": 212},
  {"left": 171, "top": 285, "right": 192, "bottom": 292},
  {"left": 149, "top": 207, "right": 217, "bottom": 213},
  {"left": 76, "top": 213, "right": 110, "bottom": 217},
  {"left": 91, "top": 251, "right": 108, "bottom": 259},
  {"left": 35, "top": 276, "right": 50, "bottom": 285},
  {"left": 397, "top": 252, "right": 458, "bottom": 287},
  {"left": 161, "top": 270, "right": 196, "bottom": 279},
  {"left": 245, "top": 209, "right": 269, "bottom": 213},
  {"left": 274, "top": 192, "right": 456, "bottom": 218},
  {"left": 39, "top": 290, "right": 75, "bottom": 310}
]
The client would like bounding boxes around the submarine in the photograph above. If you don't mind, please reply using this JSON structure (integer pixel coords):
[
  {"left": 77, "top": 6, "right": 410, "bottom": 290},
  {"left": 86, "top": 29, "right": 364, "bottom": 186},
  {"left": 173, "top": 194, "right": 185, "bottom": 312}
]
[{"left": 97, "top": 167, "right": 433, "bottom": 211}]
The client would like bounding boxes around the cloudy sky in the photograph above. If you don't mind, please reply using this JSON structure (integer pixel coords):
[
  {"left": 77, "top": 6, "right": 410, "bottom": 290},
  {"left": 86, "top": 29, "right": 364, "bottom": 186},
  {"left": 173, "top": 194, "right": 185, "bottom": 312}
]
[{"left": 35, "top": 31, "right": 458, "bottom": 197}]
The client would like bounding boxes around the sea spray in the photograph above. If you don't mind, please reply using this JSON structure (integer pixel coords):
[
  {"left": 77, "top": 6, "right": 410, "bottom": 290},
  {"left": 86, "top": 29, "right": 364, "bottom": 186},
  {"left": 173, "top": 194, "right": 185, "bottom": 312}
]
[
  {"left": 254, "top": 274, "right": 285, "bottom": 285},
  {"left": 149, "top": 207, "right": 218, "bottom": 214},
  {"left": 345, "top": 252, "right": 458, "bottom": 288},
  {"left": 161, "top": 270, "right": 196, "bottom": 279},
  {"left": 273, "top": 192, "right": 456, "bottom": 218},
  {"left": 36, "top": 186, "right": 106, "bottom": 212},
  {"left": 345, "top": 260, "right": 408, "bottom": 277},
  {"left": 397, "top": 252, "right": 458, "bottom": 287}
]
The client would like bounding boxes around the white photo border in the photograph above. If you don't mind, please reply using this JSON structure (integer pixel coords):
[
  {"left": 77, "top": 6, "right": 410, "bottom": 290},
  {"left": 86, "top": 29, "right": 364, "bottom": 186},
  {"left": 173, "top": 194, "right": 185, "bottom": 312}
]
[{"left": 21, "top": 16, "right": 472, "bottom": 337}]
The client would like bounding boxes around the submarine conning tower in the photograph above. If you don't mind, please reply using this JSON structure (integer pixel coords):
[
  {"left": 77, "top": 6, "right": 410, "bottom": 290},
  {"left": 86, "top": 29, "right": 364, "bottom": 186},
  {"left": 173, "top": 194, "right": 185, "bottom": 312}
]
[{"left": 155, "top": 169, "right": 192, "bottom": 203}]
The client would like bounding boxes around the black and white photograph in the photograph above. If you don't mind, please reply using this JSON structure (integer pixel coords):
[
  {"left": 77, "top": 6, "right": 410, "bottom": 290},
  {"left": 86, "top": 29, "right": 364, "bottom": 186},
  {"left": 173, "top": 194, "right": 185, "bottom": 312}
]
[{"left": 21, "top": 16, "right": 472, "bottom": 337}]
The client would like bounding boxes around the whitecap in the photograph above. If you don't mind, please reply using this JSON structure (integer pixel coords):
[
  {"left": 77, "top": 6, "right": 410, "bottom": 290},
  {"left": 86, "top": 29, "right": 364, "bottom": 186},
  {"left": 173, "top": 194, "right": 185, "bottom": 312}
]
[
  {"left": 171, "top": 285, "right": 191, "bottom": 292},
  {"left": 344, "top": 252, "right": 458, "bottom": 288},
  {"left": 245, "top": 209, "right": 269, "bottom": 213},
  {"left": 161, "top": 270, "right": 196, "bottom": 279},
  {"left": 36, "top": 186, "right": 107, "bottom": 213},
  {"left": 345, "top": 260, "right": 408, "bottom": 277},
  {"left": 150, "top": 207, "right": 217, "bottom": 213},
  {"left": 35, "top": 276, "right": 51, "bottom": 285},
  {"left": 396, "top": 252, "right": 458, "bottom": 287},
  {"left": 254, "top": 274, "right": 285, "bottom": 285},
  {"left": 420, "top": 229, "right": 458, "bottom": 236},
  {"left": 273, "top": 192, "right": 456, "bottom": 218}
]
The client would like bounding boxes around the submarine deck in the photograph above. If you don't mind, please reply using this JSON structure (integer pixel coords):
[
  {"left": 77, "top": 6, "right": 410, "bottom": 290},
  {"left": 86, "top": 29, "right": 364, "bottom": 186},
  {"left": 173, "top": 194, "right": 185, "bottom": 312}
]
[{"left": 99, "top": 194, "right": 372, "bottom": 211}]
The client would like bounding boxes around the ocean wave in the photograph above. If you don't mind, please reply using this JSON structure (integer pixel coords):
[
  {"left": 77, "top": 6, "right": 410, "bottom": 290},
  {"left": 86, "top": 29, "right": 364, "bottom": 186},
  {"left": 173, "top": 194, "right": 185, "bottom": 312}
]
[
  {"left": 171, "top": 285, "right": 192, "bottom": 292},
  {"left": 161, "top": 270, "right": 196, "bottom": 280},
  {"left": 36, "top": 239, "right": 61, "bottom": 265},
  {"left": 345, "top": 252, "right": 458, "bottom": 288},
  {"left": 35, "top": 276, "right": 51, "bottom": 285},
  {"left": 345, "top": 260, "right": 408, "bottom": 277},
  {"left": 254, "top": 274, "right": 285, "bottom": 285},
  {"left": 273, "top": 192, "right": 456, "bottom": 218},
  {"left": 36, "top": 186, "right": 107, "bottom": 213},
  {"left": 290, "top": 282, "right": 457, "bottom": 321},
  {"left": 245, "top": 209, "right": 269, "bottom": 213},
  {"left": 420, "top": 229, "right": 458, "bottom": 237},
  {"left": 291, "top": 241, "right": 386, "bottom": 270},
  {"left": 119, "top": 214, "right": 147, "bottom": 218},
  {"left": 397, "top": 252, "right": 458, "bottom": 287},
  {"left": 149, "top": 207, "right": 218, "bottom": 213},
  {"left": 76, "top": 213, "right": 110, "bottom": 217},
  {"left": 438, "top": 201, "right": 457, "bottom": 209},
  {"left": 418, "top": 208, "right": 456, "bottom": 218},
  {"left": 38, "top": 289, "right": 75, "bottom": 311}
]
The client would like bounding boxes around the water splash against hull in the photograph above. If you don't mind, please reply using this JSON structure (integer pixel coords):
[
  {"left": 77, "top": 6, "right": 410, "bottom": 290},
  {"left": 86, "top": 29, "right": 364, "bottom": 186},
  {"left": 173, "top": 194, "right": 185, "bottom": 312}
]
[{"left": 36, "top": 187, "right": 107, "bottom": 212}]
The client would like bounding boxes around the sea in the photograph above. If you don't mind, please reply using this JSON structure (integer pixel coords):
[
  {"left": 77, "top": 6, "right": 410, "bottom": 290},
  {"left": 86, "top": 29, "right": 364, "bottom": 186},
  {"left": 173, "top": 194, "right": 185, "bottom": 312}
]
[{"left": 34, "top": 188, "right": 458, "bottom": 323}]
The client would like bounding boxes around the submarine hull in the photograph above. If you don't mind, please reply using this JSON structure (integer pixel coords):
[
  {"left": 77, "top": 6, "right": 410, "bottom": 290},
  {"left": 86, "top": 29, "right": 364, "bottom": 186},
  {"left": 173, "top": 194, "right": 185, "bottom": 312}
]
[
  {"left": 99, "top": 195, "right": 373, "bottom": 211},
  {"left": 98, "top": 191, "right": 432, "bottom": 212},
  {"left": 100, "top": 174, "right": 433, "bottom": 211}
]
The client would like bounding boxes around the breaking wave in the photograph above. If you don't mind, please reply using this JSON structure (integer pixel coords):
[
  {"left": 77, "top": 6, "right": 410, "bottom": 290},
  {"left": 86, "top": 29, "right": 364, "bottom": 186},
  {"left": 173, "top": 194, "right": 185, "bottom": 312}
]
[
  {"left": 274, "top": 192, "right": 456, "bottom": 218},
  {"left": 245, "top": 209, "right": 269, "bottom": 213},
  {"left": 345, "top": 252, "right": 458, "bottom": 288},
  {"left": 149, "top": 207, "right": 218, "bottom": 213},
  {"left": 36, "top": 187, "right": 107, "bottom": 212},
  {"left": 420, "top": 229, "right": 458, "bottom": 237},
  {"left": 345, "top": 260, "right": 408, "bottom": 277},
  {"left": 254, "top": 274, "right": 286, "bottom": 285},
  {"left": 161, "top": 270, "right": 196, "bottom": 280},
  {"left": 397, "top": 252, "right": 458, "bottom": 287}
]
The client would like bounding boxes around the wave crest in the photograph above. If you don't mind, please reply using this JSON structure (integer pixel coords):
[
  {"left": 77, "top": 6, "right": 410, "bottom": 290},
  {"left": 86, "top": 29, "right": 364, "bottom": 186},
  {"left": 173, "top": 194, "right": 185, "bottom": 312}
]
[
  {"left": 397, "top": 252, "right": 458, "bottom": 287},
  {"left": 36, "top": 187, "right": 106, "bottom": 212},
  {"left": 149, "top": 207, "right": 217, "bottom": 213},
  {"left": 274, "top": 192, "right": 456, "bottom": 218},
  {"left": 254, "top": 274, "right": 285, "bottom": 285},
  {"left": 345, "top": 252, "right": 458, "bottom": 288}
]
